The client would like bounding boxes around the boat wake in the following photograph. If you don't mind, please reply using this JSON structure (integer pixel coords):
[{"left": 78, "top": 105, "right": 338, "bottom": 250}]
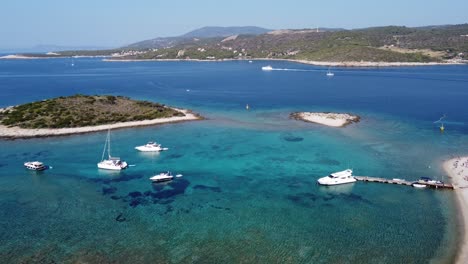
[{"left": 264, "top": 67, "right": 317, "bottom": 72}]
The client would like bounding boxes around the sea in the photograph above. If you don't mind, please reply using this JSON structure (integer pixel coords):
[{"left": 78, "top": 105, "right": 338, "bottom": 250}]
[{"left": 0, "top": 58, "right": 468, "bottom": 263}]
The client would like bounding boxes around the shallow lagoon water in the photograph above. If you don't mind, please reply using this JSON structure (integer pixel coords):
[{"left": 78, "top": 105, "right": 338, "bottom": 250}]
[{"left": 0, "top": 59, "right": 468, "bottom": 263}]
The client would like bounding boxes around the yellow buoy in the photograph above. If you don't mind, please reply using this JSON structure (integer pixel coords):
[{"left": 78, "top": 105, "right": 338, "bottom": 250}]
[{"left": 440, "top": 124, "right": 445, "bottom": 132}]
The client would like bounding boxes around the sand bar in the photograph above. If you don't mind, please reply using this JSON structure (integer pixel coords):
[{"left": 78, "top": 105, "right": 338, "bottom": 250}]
[
  {"left": 290, "top": 112, "right": 360, "bottom": 127},
  {"left": 0, "top": 108, "right": 201, "bottom": 138},
  {"left": 443, "top": 156, "right": 468, "bottom": 264}
]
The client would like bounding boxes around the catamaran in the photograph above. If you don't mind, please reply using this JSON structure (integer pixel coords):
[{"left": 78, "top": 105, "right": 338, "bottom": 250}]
[
  {"left": 97, "top": 130, "right": 128, "bottom": 170},
  {"left": 317, "top": 169, "right": 356, "bottom": 185},
  {"left": 135, "top": 141, "right": 168, "bottom": 152}
]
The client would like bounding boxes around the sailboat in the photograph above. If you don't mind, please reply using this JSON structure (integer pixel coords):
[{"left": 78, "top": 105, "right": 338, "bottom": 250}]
[
  {"left": 434, "top": 114, "right": 446, "bottom": 132},
  {"left": 71, "top": 57, "right": 75, "bottom": 67},
  {"left": 326, "top": 67, "right": 334, "bottom": 77},
  {"left": 97, "top": 130, "right": 128, "bottom": 170}
]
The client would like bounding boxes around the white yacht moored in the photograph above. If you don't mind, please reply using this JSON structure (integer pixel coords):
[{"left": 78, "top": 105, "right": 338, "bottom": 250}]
[
  {"left": 262, "top": 65, "right": 273, "bottom": 71},
  {"left": 24, "top": 161, "right": 47, "bottom": 171},
  {"left": 326, "top": 67, "right": 334, "bottom": 77},
  {"left": 135, "top": 141, "right": 168, "bottom": 152},
  {"left": 150, "top": 171, "right": 174, "bottom": 182},
  {"left": 97, "top": 158, "right": 128, "bottom": 170},
  {"left": 97, "top": 130, "right": 128, "bottom": 170},
  {"left": 412, "top": 183, "right": 427, "bottom": 188},
  {"left": 317, "top": 169, "right": 356, "bottom": 185}
]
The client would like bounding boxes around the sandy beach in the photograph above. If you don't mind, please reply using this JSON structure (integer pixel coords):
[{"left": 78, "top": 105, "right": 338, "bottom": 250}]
[
  {"left": 104, "top": 57, "right": 465, "bottom": 67},
  {"left": 0, "top": 54, "right": 40, "bottom": 60},
  {"left": 443, "top": 156, "right": 468, "bottom": 264},
  {"left": 3, "top": 54, "right": 464, "bottom": 67},
  {"left": 290, "top": 112, "right": 360, "bottom": 127},
  {"left": 0, "top": 108, "right": 202, "bottom": 138},
  {"left": 288, "top": 59, "right": 464, "bottom": 67}
]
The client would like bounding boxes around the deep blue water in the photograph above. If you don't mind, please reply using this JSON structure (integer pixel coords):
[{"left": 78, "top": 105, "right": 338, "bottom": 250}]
[{"left": 0, "top": 58, "right": 467, "bottom": 263}]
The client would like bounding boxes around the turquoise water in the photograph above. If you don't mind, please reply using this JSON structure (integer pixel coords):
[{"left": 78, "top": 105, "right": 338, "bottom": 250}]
[{"left": 1, "top": 59, "right": 468, "bottom": 263}]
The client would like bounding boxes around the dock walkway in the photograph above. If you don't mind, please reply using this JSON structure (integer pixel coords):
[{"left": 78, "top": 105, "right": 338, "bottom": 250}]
[{"left": 354, "top": 176, "right": 453, "bottom": 190}]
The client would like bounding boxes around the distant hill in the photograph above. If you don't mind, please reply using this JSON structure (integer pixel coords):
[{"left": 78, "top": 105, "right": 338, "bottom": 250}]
[
  {"left": 116, "top": 24, "right": 468, "bottom": 63},
  {"left": 15, "top": 24, "right": 468, "bottom": 63},
  {"left": 181, "top": 26, "right": 270, "bottom": 38},
  {"left": 0, "top": 45, "right": 110, "bottom": 53},
  {"left": 125, "top": 26, "right": 270, "bottom": 49}
]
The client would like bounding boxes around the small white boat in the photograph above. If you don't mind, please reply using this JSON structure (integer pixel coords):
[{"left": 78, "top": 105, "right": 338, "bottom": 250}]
[
  {"left": 150, "top": 171, "right": 174, "bottom": 182},
  {"left": 135, "top": 141, "right": 168, "bottom": 152},
  {"left": 326, "top": 67, "right": 334, "bottom": 77},
  {"left": 412, "top": 183, "right": 427, "bottom": 188},
  {"left": 24, "top": 161, "right": 47, "bottom": 171},
  {"left": 97, "top": 130, "right": 128, "bottom": 170},
  {"left": 317, "top": 169, "right": 356, "bottom": 186},
  {"left": 249, "top": 60, "right": 253, "bottom": 63},
  {"left": 262, "top": 65, "right": 273, "bottom": 71}
]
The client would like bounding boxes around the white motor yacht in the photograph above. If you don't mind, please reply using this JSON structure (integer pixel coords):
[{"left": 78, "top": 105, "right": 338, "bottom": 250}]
[
  {"left": 262, "top": 65, "right": 273, "bottom": 71},
  {"left": 317, "top": 169, "right": 356, "bottom": 186},
  {"left": 150, "top": 171, "right": 174, "bottom": 182},
  {"left": 97, "top": 130, "right": 128, "bottom": 170},
  {"left": 24, "top": 161, "right": 47, "bottom": 171},
  {"left": 135, "top": 141, "right": 168, "bottom": 152}
]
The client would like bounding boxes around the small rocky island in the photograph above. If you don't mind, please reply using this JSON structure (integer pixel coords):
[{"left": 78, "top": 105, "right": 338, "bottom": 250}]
[
  {"left": 0, "top": 95, "right": 201, "bottom": 138},
  {"left": 290, "top": 112, "right": 360, "bottom": 127}
]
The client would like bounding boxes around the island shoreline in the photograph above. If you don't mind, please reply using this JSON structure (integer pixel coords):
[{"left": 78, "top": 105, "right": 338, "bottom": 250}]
[
  {"left": 103, "top": 57, "right": 465, "bottom": 67},
  {"left": 290, "top": 112, "right": 360, "bottom": 127},
  {"left": 443, "top": 157, "right": 468, "bottom": 264},
  {"left": 2, "top": 54, "right": 464, "bottom": 67},
  {"left": 0, "top": 108, "right": 203, "bottom": 139}
]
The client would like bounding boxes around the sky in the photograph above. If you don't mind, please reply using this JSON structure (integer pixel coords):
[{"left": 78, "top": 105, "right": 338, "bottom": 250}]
[{"left": 1, "top": 0, "right": 467, "bottom": 49}]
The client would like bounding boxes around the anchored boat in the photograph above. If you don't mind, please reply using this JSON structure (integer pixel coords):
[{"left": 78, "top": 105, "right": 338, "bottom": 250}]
[
  {"left": 318, "top": 169, "right": 356, "bottom": 186},
  {"left": 97, "top": 130, "right": 128, "bottom": 170},
  {"left": 150, "top": 171, "right": 174, "bottom": 182},
  {"left": 24, "top": 161, "right": 47, "bottom": 171},
  {"left": 135, "top": 141, "right": 168, "bottom": 152}
]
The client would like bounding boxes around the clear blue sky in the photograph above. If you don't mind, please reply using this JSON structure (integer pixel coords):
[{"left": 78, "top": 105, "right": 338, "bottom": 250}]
[{"left": 1, "top": 0, "right": 467, "bottom": 49}]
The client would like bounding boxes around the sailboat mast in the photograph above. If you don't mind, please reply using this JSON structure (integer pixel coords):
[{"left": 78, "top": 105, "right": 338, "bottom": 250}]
[
  {"left": 107, "top": 130, "right": 111, "bottom": 159},
  {"left": 101, "top": 131, "right": 108, "bottom": 161}
]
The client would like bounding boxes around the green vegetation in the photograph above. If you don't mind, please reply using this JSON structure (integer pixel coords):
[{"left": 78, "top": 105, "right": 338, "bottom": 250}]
[
  {"left": 17, "top": 24, "right": 468, "bottom": 63},
  {"left": 0, "top": 95, "right": 184, "bottom": 129},
  {"left": 111, "top": 24, "right": 467, "bottom": 62}
]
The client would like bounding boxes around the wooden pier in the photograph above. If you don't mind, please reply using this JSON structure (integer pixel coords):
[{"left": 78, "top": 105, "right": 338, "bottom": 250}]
[{"left": 354, "top": 176, "right": 454, "bottom": 190}]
